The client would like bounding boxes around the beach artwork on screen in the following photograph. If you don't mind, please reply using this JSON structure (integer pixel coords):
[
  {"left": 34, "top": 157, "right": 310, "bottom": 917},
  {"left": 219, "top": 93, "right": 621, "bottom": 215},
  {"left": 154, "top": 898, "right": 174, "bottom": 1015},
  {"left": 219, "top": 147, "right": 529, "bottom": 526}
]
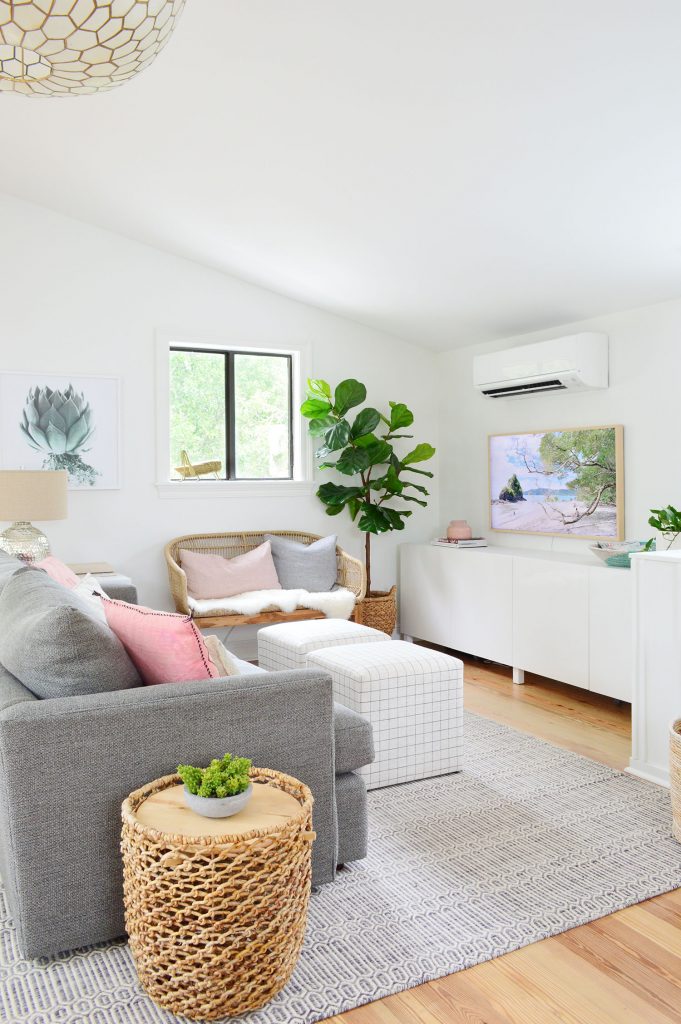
[{"left": 489, "top": 425, "right": 623, "bottom": 538}]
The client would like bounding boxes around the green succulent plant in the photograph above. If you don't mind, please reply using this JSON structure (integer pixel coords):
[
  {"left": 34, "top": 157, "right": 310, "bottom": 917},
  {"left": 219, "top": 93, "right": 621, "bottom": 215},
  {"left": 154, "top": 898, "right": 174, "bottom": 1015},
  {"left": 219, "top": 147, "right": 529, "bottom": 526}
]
[
  {"left": 20, "top": 385, "right": 99, "bottom": 486},
  {"left": 301, "top": 377, "right": 435, "bottom": 594},
  {"left": 177, "top": 754, "right": 252, "bottom": 799}
]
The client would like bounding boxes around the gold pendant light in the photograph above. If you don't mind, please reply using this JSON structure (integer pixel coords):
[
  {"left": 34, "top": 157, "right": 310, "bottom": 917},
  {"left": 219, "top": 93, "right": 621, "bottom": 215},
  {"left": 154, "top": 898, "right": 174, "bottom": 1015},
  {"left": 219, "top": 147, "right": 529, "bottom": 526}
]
[{"left": 0, "top": 0, "right": 186, "bottom": 97}]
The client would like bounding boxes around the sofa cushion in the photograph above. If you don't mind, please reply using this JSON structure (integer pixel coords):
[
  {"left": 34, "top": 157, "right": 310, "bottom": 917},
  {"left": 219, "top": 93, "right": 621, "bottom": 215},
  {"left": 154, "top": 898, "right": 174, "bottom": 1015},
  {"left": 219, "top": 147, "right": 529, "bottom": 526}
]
[
  {"left": 265, "top": 533, "right": 337, "bottom": 591},
  {"left": 333, "top": 703, "right": 374, "bottom": 774},
  {"left": 0, "top": 550, "right": 22, "bottom": 595},
  {"left": 180, "top": 543, "right": 281, "bottom": 600},
  {"left": 0, "top": 568, "right": 141, "bottom": 699},
  {"left": 102, "top": 598, "right": 218, "bottom": 686}
]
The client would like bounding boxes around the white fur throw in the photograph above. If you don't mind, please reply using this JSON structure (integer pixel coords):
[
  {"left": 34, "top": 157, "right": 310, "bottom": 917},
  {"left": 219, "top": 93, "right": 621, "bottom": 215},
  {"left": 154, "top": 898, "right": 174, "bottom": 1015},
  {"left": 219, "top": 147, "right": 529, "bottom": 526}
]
[{"left": 188, "top": 587, "right": 356, "bottom": 620}]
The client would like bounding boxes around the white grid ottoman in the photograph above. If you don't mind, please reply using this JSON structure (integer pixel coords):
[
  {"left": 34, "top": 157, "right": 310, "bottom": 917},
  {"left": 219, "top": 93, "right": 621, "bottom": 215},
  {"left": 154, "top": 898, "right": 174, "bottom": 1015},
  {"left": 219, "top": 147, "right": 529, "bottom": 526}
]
[
  {"left": 307, "top": 641, "right": 463, "bottom": 790},
  {"left": 257, "top": 618, "right": 390, "bottom": 671}
]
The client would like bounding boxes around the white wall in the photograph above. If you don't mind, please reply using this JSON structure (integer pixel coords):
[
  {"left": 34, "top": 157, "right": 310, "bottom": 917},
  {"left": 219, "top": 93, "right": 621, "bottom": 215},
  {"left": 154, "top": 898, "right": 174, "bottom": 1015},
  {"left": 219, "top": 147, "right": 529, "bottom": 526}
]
[
  {"left": 438, "top": 300, "right": 681, "bottom": 554},
  {"left": 0, "top": 195, "right": 439, "bottom": 654}
]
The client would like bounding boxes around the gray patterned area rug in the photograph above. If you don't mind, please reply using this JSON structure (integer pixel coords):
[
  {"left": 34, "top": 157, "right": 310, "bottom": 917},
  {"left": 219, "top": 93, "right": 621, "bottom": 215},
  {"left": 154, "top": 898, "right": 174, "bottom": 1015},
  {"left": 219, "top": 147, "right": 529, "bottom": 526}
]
[{"left": 2, "top": 712, "right": 680, "bottom": 1024}]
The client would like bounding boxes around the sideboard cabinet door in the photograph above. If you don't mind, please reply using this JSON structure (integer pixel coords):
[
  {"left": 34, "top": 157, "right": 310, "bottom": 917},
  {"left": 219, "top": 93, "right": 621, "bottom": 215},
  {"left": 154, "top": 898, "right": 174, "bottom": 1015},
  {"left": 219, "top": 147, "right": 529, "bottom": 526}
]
[
  {"left": 588, "top": 568, "right": 632, "bottom": 701},
  {"left": 513, "top": 558, "right": 589, "bottom": 688},
  {"left": 399, "top": 544, "right": 455, "bottom": 647}
]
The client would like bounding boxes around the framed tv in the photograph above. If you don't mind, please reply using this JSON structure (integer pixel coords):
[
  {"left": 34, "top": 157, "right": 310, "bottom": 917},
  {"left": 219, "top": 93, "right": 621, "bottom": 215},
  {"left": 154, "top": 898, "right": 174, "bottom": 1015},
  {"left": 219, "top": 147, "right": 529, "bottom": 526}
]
[{"left": 489, "top": 425, "right": 624, "bottom": 539}]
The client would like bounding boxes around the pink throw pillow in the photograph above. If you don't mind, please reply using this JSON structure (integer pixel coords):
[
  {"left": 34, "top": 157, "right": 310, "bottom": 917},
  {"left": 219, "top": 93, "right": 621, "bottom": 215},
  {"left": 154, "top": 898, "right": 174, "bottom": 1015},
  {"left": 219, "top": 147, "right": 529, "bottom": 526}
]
[
  {"left": 179, "top": 542, "right": 281, "bottom": 600},
  {"left": 102, "top": 598, "right": 219, "bottom": 686},
  {"left": 35, "top": 556, "right": 80, "bottom": 589}
]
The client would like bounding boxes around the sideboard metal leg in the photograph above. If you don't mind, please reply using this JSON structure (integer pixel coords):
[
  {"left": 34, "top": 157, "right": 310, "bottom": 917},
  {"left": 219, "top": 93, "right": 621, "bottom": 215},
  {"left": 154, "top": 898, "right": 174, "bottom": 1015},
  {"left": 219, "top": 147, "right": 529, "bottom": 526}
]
[
  {"left": 401, "top": 634, "right": 414, "bottom": 643},
  {"left": 512, "top": 667, "right": 525, "bottom": 685}
]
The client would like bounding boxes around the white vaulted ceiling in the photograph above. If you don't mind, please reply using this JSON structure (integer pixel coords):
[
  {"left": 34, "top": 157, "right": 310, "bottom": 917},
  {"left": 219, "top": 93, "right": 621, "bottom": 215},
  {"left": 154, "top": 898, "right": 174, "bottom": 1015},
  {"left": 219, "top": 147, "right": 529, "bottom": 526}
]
[{"left": 2, "top": 0, "right": 681, "bottom": 349}]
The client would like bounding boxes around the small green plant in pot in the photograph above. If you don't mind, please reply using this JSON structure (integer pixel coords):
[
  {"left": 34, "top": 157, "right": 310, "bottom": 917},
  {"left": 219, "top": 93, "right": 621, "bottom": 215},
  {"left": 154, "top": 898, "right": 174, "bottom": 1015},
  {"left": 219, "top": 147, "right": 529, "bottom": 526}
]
[
  {"left": 301, "top": 377, "right": 435, "bottom": 634},
  {"left": 644, "top": 505, "right": 681, "bottom": 552},
  {"left": 178, "top": 754, "right": 253, "bottom": 818}
]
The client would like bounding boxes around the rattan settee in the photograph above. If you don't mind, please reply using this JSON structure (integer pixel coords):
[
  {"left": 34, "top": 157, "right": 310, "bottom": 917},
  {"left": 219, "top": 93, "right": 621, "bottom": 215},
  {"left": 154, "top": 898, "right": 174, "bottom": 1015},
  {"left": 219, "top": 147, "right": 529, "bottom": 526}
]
[{"left": 165, "top": 531, "right": 366, "bottom": 629}]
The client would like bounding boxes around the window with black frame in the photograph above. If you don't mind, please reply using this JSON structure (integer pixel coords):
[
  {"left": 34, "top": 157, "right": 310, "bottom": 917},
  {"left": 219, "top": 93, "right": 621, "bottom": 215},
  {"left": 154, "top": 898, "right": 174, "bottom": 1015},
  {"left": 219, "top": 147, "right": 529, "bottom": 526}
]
[{"left": 169, "top": 348, "right": 293, "bottom": 480}]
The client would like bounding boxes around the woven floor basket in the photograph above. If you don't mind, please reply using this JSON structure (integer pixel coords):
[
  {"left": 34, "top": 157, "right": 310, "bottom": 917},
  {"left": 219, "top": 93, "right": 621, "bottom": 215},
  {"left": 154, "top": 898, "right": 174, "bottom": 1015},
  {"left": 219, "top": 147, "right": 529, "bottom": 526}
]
[
  {"left": 670, "top": 719, "right": 681, "bottom": 843},
  {"left": 121, "top": 769, "right": 314, "bottom": 1020},
  {"left": 354, "top": 585, "right": 397, "bottom": 635}
]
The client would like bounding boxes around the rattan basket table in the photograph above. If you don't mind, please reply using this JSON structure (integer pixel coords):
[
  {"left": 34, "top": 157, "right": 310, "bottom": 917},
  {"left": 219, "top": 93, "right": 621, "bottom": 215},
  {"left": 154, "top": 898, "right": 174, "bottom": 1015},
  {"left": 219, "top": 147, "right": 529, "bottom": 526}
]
[{"left": 121, "top": 768, "right": 315, "bottom": 1021}]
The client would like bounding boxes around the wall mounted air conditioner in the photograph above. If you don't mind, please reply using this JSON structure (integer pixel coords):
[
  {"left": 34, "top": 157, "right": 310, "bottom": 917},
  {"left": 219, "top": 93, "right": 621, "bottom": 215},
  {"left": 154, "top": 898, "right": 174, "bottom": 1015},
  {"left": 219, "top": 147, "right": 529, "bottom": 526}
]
[{"left": 473, "top": 333, "right": 608, "bottom": 399}]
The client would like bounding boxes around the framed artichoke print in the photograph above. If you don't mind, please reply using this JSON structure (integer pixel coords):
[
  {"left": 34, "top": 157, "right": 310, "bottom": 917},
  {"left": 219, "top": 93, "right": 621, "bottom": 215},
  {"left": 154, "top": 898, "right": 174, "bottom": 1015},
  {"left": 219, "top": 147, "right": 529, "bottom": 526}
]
[{"left": 0, "top": 373, "right": 120, "bottom": 489}]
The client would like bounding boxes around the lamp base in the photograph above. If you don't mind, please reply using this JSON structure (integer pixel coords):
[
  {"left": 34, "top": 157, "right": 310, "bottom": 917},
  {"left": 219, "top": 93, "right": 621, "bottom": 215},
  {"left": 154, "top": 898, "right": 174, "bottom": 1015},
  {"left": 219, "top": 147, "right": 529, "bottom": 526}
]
[{"left": 0, "top": 522, "right": 49, "bottom": 563}]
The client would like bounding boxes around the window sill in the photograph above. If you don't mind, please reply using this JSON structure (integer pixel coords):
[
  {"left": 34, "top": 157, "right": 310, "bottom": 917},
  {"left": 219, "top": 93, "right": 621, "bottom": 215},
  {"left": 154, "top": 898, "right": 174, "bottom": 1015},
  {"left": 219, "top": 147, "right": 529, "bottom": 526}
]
[{"left": 156, "top": 480, "right": 316, "bottom": 499}]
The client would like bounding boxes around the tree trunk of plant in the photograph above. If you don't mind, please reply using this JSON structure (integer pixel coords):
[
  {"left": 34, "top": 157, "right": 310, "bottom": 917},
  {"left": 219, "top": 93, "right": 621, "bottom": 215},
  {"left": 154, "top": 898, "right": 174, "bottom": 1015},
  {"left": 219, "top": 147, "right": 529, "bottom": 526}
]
[{"left": 365, "top": 531, "right": 372, "bottom": 596}]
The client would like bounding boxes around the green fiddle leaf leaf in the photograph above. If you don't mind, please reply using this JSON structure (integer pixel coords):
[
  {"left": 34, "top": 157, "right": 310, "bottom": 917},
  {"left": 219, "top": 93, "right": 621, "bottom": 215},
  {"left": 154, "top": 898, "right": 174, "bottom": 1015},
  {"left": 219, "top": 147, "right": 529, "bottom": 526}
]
[
  {"left": 324, "top": 420, "right": 351, "bottom": 451},
  {"left": 358, "top": 504, "right": 392, "bottom": 534},
  {"left": 385, "top": 464, "right": 403, "bottom": 493},
  {"left": 402, "top": 493, "right": 428, "bottom": 507},
  {"left": 335, "top": 446, "right": 372, "bottom": 475},
  {"left": 351, "top": 407, "right": 381, "bottom": 439},
  {"left": 317, "top": 482, "right": 364, "bottom": 506},
  {"left": 308, "top": 415, "right": 336, "bottom": 437},
  {"left": 315, "top": 443, "right": 332, "bottom": 459},
  {"left": 401, "top": 442, "right": 436, "bottom": 465},
  {"left": 307, "top": 378, "right": 332, "bottom": 400},
  {"left": 325, "top": 504, "right": 345, "bottom": 516},
  {"left": 388, "top": 402, "right": 414, "bottom": 431},
  {"left": 334, "top": 379, "right": 367, "bottom": 417},
  {"left": 347, "top": 497, "right": 361, "bottom": 521},
  {"left": 301, "top": 398, "right": 332, "bottom": 419},
  {"left": 403, "top": 480, "right": 429, "bottom": 495},
  {"left": 402, "top": 466, "right": 434, "bottom": 477},
  {"left": 355, "top": 432, "right": 379, "bottom": 448},
  {"left": 382, "top": 507, "right": 412, "bottom": 530},
  {"left": 364, "top": 440, "right": 393, "bottom": 466}
]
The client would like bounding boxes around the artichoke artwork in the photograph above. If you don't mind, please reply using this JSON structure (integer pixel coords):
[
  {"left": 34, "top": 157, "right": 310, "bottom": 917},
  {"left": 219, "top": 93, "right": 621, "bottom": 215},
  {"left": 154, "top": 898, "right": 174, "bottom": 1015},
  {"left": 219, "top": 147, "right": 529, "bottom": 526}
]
[{"left": 19, "top": 385, "right": 99, "bottom": 486}]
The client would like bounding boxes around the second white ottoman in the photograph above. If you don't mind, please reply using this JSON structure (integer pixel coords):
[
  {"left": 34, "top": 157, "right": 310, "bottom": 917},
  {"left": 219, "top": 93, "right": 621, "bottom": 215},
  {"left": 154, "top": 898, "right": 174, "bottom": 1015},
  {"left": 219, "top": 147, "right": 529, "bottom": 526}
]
[
  {"left": 257, "top": 618, "right": 390, "bottom": 671},
  {"left": 307, "top": 641, "right": 463, "bottom": 789}
]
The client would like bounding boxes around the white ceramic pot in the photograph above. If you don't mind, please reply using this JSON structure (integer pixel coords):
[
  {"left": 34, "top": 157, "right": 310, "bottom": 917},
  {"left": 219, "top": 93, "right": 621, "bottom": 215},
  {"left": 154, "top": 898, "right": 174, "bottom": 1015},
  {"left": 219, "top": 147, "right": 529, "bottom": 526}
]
[{"left": 183, "top": 782, "right": 253, "bottom": 818}]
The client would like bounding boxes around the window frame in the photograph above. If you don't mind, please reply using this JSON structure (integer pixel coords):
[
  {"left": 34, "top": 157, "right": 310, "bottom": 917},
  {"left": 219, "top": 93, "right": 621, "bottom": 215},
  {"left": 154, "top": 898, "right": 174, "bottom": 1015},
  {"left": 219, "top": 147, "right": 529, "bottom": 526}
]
[
  {"left": 156, "top": 333, "right": 313, "bottom": 499},
  {"left": 169, "top": 345, "right": 294, "bottom": 482}
]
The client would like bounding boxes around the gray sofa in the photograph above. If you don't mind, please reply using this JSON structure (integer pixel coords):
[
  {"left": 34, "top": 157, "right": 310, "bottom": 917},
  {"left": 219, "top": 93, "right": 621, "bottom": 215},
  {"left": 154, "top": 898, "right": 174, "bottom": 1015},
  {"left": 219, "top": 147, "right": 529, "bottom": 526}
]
[{"left": 0, "top": 552, "right": 374, "bottom": 959}]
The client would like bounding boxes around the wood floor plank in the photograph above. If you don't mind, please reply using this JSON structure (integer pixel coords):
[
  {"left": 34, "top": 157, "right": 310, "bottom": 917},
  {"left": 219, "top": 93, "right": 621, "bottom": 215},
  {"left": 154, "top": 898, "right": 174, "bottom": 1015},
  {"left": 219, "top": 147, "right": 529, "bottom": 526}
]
[{"left": 329, "top": 654, "right": 680, "bottom": 1024}]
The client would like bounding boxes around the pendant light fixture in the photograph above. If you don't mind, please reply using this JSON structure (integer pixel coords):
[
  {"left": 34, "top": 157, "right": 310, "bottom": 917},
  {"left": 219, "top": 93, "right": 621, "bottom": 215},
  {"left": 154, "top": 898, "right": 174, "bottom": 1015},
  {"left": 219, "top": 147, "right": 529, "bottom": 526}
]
[{"left": 0, "top": 0, "right": 186, "bottom": 97}]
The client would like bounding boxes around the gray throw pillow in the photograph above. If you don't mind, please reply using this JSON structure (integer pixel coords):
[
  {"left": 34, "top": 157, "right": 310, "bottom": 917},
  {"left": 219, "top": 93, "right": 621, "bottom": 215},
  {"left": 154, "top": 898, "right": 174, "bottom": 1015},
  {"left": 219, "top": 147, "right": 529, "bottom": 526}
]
[
  {"left": 0, "top": 550, "right": 22, "bottom": 596},
  {"left": 264, "top": 534, "right": 338, "bottom": 592},
  {"left": 0, "top": 567, "right": 141, "bottom": 699}
]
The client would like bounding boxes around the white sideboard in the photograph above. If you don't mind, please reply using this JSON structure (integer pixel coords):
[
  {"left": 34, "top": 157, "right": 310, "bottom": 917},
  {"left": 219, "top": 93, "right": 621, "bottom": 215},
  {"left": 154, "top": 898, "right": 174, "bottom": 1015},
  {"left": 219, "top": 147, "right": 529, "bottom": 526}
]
[
  {"left": 629, "top": 551, "right": 681, "bottom": 787},
  {"left": 399, "top": 543, "right": 632, "bottom": 702}
]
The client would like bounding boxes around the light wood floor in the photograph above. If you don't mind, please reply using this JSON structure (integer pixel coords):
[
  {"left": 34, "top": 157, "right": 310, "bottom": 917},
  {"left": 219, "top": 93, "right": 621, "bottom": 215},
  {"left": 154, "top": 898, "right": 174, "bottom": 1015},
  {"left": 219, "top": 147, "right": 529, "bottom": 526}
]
[{"left": 328, "top": 656, "right": 681, "bottom": 1024}]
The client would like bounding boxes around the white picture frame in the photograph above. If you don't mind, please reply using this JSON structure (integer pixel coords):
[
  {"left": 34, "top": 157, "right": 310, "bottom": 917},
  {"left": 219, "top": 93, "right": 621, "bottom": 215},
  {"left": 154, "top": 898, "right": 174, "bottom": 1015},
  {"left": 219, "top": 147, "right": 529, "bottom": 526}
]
[{"left": 0, "top": 371, "right": 121, "bottom": 490}]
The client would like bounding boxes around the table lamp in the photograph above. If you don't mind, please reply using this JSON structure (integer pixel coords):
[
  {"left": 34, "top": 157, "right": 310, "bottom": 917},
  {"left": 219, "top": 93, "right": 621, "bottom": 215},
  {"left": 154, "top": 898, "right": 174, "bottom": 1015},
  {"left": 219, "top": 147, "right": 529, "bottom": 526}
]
[{"left": 0, "top": 470, "right": 68, "bottom": 562}]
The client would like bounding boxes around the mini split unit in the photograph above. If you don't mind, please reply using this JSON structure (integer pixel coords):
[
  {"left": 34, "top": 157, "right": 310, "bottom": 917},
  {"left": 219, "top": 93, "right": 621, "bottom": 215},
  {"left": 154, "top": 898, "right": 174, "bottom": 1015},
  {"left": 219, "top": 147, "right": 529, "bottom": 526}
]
[{"left": 473, "top": 333, "right": 609, "bottom": 399}]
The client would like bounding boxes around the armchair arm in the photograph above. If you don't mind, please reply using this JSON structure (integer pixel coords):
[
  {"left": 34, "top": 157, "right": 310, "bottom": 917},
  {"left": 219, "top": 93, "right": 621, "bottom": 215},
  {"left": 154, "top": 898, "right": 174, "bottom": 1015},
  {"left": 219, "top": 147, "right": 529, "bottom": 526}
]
[
  {"left": 338, "top": 546, "right": 366, "bottom": 600},
  {"left": 164, "top": 538, "right": 190, "bottom": 613},
  {"left": 0, "top": 668, "right": 337, "bottom": 958}
]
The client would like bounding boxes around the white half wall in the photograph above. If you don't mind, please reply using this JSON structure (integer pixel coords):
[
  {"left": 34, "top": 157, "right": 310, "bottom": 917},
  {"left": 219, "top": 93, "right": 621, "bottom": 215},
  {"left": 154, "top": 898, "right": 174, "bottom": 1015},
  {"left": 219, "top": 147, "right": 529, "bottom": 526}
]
[
  {"left": 438, "top": 300, "right": 681, "bottom": 553},
  {"left": 0, "top": 195, "right": 439, "bottom": 653}
]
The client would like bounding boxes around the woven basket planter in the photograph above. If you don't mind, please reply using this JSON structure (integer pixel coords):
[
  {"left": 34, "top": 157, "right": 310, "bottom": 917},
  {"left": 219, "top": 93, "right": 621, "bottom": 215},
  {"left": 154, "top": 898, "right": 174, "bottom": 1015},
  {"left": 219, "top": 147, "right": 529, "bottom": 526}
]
[
  {"left": 670, "top": 719, "right": 681, "bottom": 842},
  {"left": 354, "top": 585, "right": 397, "bottom": 635},
  {"left": 121, "top": 768, "right": 314, "bottom": 1020}
]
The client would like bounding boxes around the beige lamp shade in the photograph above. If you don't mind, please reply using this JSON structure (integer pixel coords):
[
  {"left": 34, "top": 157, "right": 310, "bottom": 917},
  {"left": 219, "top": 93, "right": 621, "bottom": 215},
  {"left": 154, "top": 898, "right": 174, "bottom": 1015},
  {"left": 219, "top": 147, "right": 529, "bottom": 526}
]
[{"left": 0, "top": 470, "right": 68, "bottom": 523}]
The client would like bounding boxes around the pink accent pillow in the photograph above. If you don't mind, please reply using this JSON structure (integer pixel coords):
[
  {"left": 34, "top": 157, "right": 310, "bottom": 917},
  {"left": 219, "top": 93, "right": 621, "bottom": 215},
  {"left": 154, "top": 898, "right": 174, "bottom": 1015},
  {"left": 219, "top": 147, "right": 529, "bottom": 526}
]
[
  {"left": 36, "top": 556, "right": 80, "bottom": 589},
  {"left": 179, "top": 542, "right": 281, "bottom": 600},
  {"left": 102, "top": 598, "right": 219, "bottom": 686}
]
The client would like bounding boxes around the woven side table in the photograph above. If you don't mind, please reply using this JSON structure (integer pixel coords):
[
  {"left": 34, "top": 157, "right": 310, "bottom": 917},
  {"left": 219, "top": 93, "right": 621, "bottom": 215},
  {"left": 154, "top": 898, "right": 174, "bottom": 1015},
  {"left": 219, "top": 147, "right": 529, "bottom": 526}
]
[{"left": 121, "top": 768, "right": 315, "bottom": 1021}]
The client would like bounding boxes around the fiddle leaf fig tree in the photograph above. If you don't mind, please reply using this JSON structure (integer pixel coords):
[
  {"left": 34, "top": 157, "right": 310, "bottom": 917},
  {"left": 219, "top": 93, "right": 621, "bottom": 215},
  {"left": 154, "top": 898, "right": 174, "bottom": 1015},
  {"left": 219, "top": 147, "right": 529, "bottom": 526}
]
[{"left": 301, "top": 378, "right": 435, "bottom": 594}]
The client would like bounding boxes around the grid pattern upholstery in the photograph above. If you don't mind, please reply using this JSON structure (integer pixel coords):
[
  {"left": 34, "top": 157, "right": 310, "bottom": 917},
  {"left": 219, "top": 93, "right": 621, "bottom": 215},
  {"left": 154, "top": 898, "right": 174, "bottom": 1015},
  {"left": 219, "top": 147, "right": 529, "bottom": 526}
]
[
  {"left": 307, "top": 641, "right": 463, "bottom": 790},
  {"left": 258, "top": 619, "right": 390, "bottom": 671}
]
